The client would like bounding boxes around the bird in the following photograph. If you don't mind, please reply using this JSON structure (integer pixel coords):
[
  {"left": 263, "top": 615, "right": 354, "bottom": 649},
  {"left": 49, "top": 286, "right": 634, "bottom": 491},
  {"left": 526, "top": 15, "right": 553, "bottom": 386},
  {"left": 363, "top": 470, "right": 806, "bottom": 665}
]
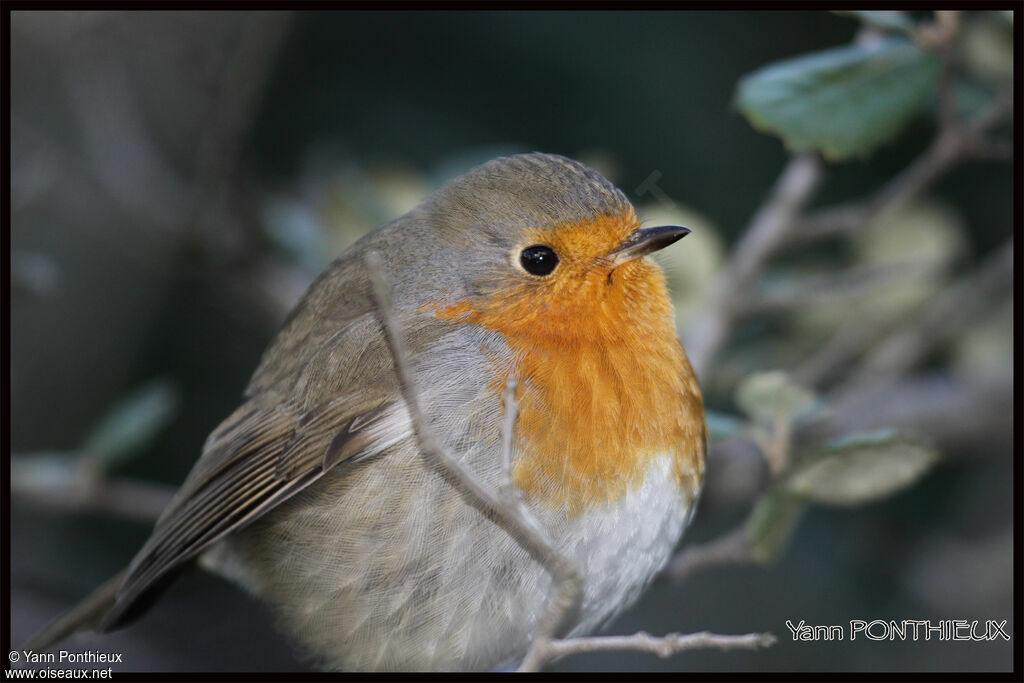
[{"left": 25, "top": 152, "right": 707, "bottom": 671}]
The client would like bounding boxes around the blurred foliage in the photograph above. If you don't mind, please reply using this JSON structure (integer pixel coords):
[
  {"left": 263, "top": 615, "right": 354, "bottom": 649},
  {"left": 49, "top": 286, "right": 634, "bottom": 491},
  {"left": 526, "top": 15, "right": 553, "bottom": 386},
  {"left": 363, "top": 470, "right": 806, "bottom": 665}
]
[
  {"left": 79, "top": 379, "right": 181, "bottom": 473},
  {"left": 784, "top": 430, "right": 939, "bottom": 506},
  {"left": 735, "top": 370, "right": 818, "bottom": 428}
]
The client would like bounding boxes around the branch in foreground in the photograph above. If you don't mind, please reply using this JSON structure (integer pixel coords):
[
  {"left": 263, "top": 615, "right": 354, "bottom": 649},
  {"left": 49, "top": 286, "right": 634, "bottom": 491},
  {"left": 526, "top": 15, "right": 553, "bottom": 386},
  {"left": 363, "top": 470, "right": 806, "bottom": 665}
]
[{"left": 532, "top": 630, "right": 776, "bottom": 667}]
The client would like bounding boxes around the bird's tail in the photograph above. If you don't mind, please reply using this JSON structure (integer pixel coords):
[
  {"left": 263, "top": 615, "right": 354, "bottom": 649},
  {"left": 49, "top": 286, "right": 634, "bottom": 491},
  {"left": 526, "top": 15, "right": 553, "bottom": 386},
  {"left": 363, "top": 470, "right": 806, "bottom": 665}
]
[{"left": 22, "top": 570, "right": 126, "bottom": 653}]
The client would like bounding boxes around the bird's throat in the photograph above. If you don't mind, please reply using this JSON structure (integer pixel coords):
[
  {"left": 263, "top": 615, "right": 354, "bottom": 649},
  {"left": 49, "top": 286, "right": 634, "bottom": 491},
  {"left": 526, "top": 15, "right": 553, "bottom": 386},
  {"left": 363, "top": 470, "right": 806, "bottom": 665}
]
[{"left": 431, "top": 262, "right": 705, "bottom": 515}]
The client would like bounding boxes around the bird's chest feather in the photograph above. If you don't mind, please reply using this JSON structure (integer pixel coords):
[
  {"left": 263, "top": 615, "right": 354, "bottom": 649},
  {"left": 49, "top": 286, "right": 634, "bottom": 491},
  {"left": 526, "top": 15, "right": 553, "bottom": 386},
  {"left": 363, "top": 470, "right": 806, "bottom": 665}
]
[
  {"left": 510, "top": 332, "right": 703, "bottom": 514},
  {"left": 432, "top": 261, "right": 706, "bottom": 515}
]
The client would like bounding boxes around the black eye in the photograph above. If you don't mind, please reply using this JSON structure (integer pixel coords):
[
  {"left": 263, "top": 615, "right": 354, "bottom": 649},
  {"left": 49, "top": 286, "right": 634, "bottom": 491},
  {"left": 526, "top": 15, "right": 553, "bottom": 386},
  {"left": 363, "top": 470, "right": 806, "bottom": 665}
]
[{"left": 519, "top": 245, "right": 559, "bottom": 276}]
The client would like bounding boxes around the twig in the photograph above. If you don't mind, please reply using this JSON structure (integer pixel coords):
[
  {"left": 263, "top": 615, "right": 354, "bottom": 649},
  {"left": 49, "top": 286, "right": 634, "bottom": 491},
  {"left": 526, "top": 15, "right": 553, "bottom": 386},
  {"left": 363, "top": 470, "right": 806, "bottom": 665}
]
[
  {"left": 792, "top": 310, "right": 898, "bottom": 389},
  {"left": 685, "top": 152, "right": 824, "bottom": 380},
  {"left": 788, "top": 90, "right": 1013, "bottom": 247},
  {"left": 11, "top": 456, "right": 175, "bottom": 524},
  {"left": 530, "top": 630, "right": 776, "bottom": 666},
  {"left": 836, "top": 239, "right": 1013, "bottom": 396},
  {"left": 806, "top": 374, "right": 1013, "bottom": 455},
  {"left": 495, "top": 376, "right": 547, "bottom": 541},
  {"left": 362, "top": 252, "right": 583, "bottom": 672},
  {"left": 733, "top": 261, "right": 936, "bottom": 318},
  {"left": 661, "top": 526, "right": 752, "bottom": 584}
]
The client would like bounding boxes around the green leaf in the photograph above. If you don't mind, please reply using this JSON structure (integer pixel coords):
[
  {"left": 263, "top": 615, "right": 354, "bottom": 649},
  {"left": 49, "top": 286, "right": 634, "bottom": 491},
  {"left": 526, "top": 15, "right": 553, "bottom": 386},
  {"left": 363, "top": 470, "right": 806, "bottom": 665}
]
[
  {"left": 783, "top": 430, "right": 939, "bottom": 506},
  {"left": 735, "top": 370, "right": 817, "bottom": 425},
  {"left": 746, "top": 492, "right": 806, "bottom": 563},
  {"left": 833, "top": 10, "right": 915, "bottom": 35},
  {"left": 80, "top": 379, "right": 181, "bottom": 470},
  {"left": 735, "top": 38, "right": 941, "bottom": 160}
]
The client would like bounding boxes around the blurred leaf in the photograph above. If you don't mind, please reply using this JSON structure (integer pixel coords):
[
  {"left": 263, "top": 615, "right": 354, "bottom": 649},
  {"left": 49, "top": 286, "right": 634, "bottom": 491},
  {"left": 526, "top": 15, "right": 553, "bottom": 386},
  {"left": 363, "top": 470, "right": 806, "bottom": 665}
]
[
  {"left": 645, "top": 203, "right": 724, "bottom": 330},
  {"left": 962, "top": 12, "right": 1014, "bottom": 83},
  {"left": 11, "top": 453, "right": 79, "bottom": 491},
  {"left": 858, "top": 200, "right": 967, "bottom": 269},
  {"left": 952, "top": 298, "right": 1013, "bottom": 382},
  {"left": 784, "top": 430, "right": 939, "bottom": 506},
  {"left": 704, "top": 409, "right": 747, "bottom": 440},
  {"left": 793, "top": 200, "right": 967, "bottom": 336},
  {"left": 746, "top": 491, "right": 806, "bottom": 563},
  {"left": 735, "top": 38, "right": 941, "bottom": 160},
  {"left": 833, "top": 10, "right": 915, "bottom": 35},
  {"left": 262, "top": 198, "right": 333, "bottom": 273},
  {"left": 80, "top": 379, "right": 181, "bottom": 471},
  {"left": 735, "top": 370, "right": 817, "bottom": 425}
]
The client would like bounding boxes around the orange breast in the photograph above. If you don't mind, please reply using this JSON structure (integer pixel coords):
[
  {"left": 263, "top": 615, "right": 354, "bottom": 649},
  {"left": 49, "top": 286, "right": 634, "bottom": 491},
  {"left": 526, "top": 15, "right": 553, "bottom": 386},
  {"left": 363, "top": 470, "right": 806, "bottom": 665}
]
[{"left": 431, "top": 214, "right": 705, "bottom": 514}]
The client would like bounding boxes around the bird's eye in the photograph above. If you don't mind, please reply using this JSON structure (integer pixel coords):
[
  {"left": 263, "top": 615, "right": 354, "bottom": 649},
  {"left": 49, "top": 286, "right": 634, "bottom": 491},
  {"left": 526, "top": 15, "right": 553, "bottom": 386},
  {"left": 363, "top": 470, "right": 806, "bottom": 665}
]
[{"left": 519, "top": 245, "right": 559, "bottom": 276}]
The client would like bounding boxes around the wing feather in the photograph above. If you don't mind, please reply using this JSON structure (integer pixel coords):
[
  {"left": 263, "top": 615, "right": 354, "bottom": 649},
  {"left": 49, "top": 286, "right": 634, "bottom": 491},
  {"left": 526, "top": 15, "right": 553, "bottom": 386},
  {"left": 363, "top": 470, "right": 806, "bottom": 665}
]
[{"left": 100, "top": 398, "right": 395, "bottom": 630}]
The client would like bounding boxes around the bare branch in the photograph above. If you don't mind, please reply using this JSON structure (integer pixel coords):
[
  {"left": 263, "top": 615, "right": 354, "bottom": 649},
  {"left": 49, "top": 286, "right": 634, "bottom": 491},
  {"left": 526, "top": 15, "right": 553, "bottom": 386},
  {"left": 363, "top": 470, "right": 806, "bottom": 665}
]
[
  {"left": 495, "top": 376, "right": 544, "bottom": 538},
  {"left": 810, "top": 374, "right": 1013, "bottom": 455},
  {"left": 964, "top": 139, "right": 1013, "bottom": 162},
  {"left": 661, "top": 526, "right": 752, "bottom": 584},
  {"left": 837, "top": 239, "right": 1013, "bottom": 396},
  {"left": 792, "top": 311, "right": 898, "bottom": 389},
  {"left": 788, "top": 90, "right": 1013, "bottom": 248},
  {"left": 532, "top": 630, "right": 776, "bottom": 666},
  {"left": 11, "top": 455, "right": 175, "bottom": 524},
  {"left": 734, "top": 261, "right": 936, "bottom": 318},
  {"left": 685, "top": 152, "right": 824, "bottom": 379}
]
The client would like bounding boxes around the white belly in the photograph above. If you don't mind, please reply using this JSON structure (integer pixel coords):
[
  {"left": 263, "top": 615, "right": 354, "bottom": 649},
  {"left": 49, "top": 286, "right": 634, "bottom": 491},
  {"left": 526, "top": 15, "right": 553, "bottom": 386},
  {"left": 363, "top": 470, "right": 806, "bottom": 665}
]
[{"left": 201, "top": 447, "right": 694, "bottom": 671}]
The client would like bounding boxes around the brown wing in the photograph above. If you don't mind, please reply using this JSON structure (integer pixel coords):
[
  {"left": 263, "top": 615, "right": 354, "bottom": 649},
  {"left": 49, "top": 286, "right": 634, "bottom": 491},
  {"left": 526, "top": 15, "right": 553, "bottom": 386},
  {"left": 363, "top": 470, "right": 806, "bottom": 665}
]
[{"left": 101, "top": 396, "right": 396, "bottom": 630}]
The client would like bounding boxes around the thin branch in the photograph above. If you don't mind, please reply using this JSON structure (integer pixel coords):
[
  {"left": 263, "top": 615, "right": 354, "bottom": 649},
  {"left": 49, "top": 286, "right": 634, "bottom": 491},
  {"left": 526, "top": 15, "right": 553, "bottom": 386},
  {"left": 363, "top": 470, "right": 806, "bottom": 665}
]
[
  {"left": 788, "top": 90, "right": 1013, "bottom": 247},
  {"left": 495, "top": 376, "right": 543, "bottom": 538},
  {"left": 792, "top": 310, "right": 899, "bottom": 389},
  {"left": 964, "top": 139, "right": 1013, "bottom": 162},
  {"left": 808, "top": 373, "right": 1013, "bottom": 455},
  {"left": 532, "top": 630, "right": 776, "bottom": 666},
  {"left": 362, "top": 252, "right": 583, "bottom": 672},
  {"left": 661, "top": 526, "right": 752, "bottom": 584},
  {"left": 11, "top": 455, "right": 175, "bottom": 524},
  {"left": 836, "top": 239, "right": 1013, "bottom": 396},
  {"left": 733, "top": 261, "right": 937, "bottom": 318},
  {"left": 685, "top": 152, "right": 824, "bottom": 379}
]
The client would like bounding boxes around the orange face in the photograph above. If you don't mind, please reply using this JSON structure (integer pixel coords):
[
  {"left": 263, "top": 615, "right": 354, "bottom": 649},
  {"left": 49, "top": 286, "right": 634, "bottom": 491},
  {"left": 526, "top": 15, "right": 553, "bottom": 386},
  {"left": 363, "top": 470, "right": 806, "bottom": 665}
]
[{"left": 429, "top": 209, "right": 705, "bottom": 514}]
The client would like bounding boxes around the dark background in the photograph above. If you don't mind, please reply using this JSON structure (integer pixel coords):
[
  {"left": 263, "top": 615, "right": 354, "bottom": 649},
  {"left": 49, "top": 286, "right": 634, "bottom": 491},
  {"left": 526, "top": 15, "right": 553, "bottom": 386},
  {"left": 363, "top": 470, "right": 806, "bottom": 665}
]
[{"left": 9, "top": 10, "right": 1014, "bottom": 672}]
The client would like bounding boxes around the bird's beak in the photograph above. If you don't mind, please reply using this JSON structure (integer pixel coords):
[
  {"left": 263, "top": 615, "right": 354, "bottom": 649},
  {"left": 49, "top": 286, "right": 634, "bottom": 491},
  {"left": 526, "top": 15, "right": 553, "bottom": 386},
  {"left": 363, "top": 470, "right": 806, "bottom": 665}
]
[{"left": 606, "top": 225, "right": 691, "bottom": 266}]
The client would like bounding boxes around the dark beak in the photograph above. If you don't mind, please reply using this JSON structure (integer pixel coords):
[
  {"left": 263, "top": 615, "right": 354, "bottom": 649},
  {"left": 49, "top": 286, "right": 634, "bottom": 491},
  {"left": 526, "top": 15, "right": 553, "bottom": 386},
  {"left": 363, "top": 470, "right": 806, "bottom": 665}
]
[{"left": 607, "top": 225, "right": 691, "bottom": 266}]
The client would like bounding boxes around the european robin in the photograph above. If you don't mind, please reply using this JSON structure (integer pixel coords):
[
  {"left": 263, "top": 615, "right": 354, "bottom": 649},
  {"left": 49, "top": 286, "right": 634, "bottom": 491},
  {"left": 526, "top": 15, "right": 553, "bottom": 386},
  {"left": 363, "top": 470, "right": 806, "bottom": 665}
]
[{"left": 27, "top": 153, "right": 706, "bottom": 671}]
